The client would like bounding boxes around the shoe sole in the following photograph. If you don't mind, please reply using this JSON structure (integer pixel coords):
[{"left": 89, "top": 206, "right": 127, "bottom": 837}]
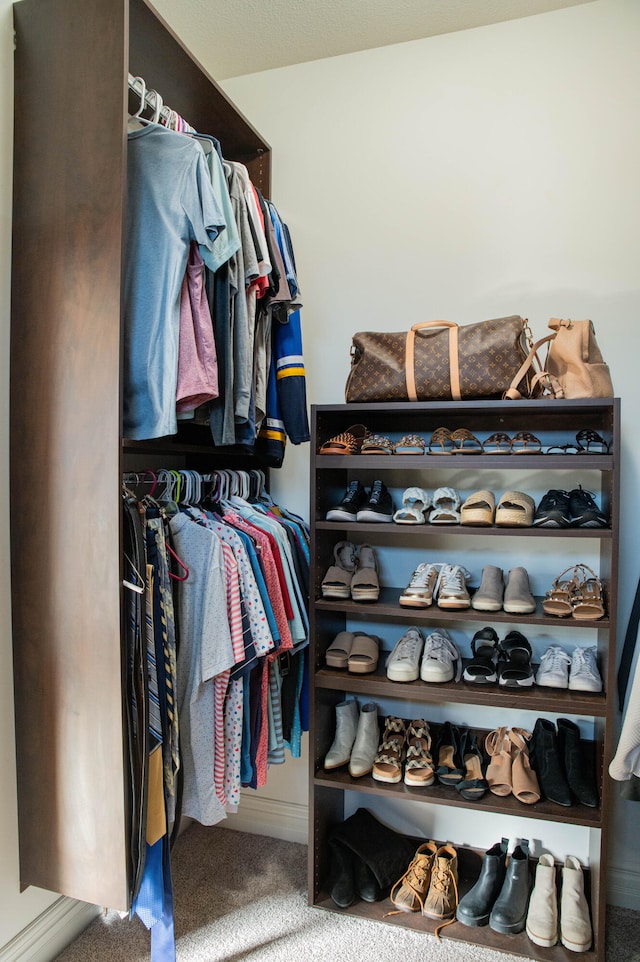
[
  {"left": 499, "top": 677, "right": 535, "bottom": 687},
  {"left": 438, "top": 600, "right": 471, "bottom": 609},
  {"left": 399, "top": 595, "right": 433, "bottom": 607},
  {"left": 421, "top": 668, "right": 454, "bottom": 683},
  {"left": 536, "top": 677, "right": 568, "bottom": 688},
  {"left": 471, "top": 600, "right": 503, "bottom": 611},
  {"left": 526, "top": 925, "right": 558, "bottom": 947},
  {"left": 561, "top": 936, "right": 592, "bottom": 952},
  {"left": 489, "top": 917, "right": 526, "bottom": 935},
  {"left": 355, "top": 511, "right": 393, "bottom": 523},
  {"left": 387, "top": 669, "right": 419, "bottom": 682},
  {"left": 503, "top": 602, "right": 536, "bottom": 613},
  {"left": 322, "top": 587, "right": 351, "bottom": 599},
  {"left": 326, "top": 509, "right": 358, "bottom": 522},
  {"left": 463, "top": 671, "right": 498, "bottom": 684}
]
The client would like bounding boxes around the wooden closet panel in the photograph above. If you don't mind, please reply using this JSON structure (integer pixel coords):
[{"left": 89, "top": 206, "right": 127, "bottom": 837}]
[
  {"left": 11, "top": 0, "right": 130, "bottom": 909},
  {"left": 129, "top": 0, "right": 272, "bottom": 195}
]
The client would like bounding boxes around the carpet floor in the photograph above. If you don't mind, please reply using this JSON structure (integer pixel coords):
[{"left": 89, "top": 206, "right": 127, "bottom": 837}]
[{"left": 54, "top": 823, "right": 640, "bottom": 962}]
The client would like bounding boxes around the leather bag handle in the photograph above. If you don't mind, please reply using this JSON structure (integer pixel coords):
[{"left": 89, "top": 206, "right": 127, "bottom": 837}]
[{"left": 406, "top": 321, "right": 460, "bottom": 401}]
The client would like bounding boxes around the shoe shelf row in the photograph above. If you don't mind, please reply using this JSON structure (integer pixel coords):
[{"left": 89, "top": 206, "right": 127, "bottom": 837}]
[{"left": 308, "top": 399, "right": 619, "bottom": 962}]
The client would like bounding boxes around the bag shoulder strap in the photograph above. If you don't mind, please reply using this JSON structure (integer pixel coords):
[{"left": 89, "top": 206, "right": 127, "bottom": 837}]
[{"left": 502, "top": 333, "right": 561, "bottom": 400}]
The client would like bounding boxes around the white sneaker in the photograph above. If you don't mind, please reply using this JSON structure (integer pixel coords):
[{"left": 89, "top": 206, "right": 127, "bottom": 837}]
[
  {"left": 436, "top": 564, "right": 471, "bottom": 609},
  {"left": 386, "top": 628, "right": 425, "bottom": 682},
  {"left": 399, "top": 562, "right": 440, "bottom": 607},
  {"left": 536, "top": 646, "right": 571, "bottom": 688},
  {"left": 569, "top": 646, "right": 602, "bottom": 692},
  {"left": 420, "top": 630, "right": 461, "bottom": 683}
]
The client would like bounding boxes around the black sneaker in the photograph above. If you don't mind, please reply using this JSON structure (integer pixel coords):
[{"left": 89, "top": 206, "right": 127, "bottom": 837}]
[
  {"left": 569, "top": 486, "right": 609, "bottom": 528},
  {"left": 356, "top": 479, "right": 394, "bottom": 523},
  {"left": 326, "top": 480, "right": 368, "bottom": 521},
  {"left": 533, "top": 489, "right": 571, "bottom": 527}
]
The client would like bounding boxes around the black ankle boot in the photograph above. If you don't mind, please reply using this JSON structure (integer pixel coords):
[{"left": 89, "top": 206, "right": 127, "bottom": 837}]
[
  {"left": 456, "top": 838, "right": 508, "bottom": 927},
  {"left": 489, "top": 840, "right": 531, "bottom": 934},
  {"left": 557, "top": 717, "right": 598, "bottom": 807},
  {"left": 328, "top": 839, "right": 355, "bottom": 908},
  {"left": 530, "top": 718, "right": 572, "bottom": 806}
]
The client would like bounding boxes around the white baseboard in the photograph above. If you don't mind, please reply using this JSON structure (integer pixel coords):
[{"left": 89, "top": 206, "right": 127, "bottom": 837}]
[
  {"left": 0, "top": 897, "right": 99, "bottom": 962},
  {"left": 218, "top": 792, "right": 308, "bottom": 845}
]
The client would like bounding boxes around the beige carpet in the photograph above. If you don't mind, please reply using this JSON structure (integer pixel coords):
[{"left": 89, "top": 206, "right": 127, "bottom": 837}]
[{"left": 54, "top": 823, "right": 639, "bottom": 962}]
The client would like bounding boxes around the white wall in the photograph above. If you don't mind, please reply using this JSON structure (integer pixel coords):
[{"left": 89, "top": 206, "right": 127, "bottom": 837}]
[
  {"left": 0, "top": 0, "right": 62, "bottom": 950},
  {"left": 223, "top": 0, "right": 640, "bottom": 908}
]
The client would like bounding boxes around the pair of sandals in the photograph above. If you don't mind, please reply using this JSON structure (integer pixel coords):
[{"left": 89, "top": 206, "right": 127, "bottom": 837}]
[
  {"left": 372, "top": 717, "right": 434, "bottom": 787},
  {"left": 393, "top": 487, "right": 461, "bottom": 525},
  {"left": 543, "top": 563, "right": 605, "bottom": 620},
  {"left": 320, "top": 541, "right": 380, "bottom": 602},
  {"left": 325, "top": 630, "right": 379, "bottom": 673},
  {"left": 430, "top": 428, "right": 542, "bottom": 455},
  {"left": 460, "top": 490, "right": 535, "bottom": 527},
  {"left": 484, "top": 726, "right": 540, "bottom": 805},
  {"left": 462, "top": 627, "right": 534, "bottom": 688},
  {"left": 547, "top": 429, "right": 611, "bottom": 455}
]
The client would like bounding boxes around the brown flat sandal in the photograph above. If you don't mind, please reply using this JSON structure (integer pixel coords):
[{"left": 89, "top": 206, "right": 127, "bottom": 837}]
[
  {"left": 572, "top": 565, "right": 605, "bottom": 621},
  {"left": 450, "top": 427, "right": 482, "bottom": 454},
  {"left": 428, "top": 426, "right": 454, "bottom": 455},
  {"left": 319, "top": 423, "right": 369, "bottom": 455},
  {"left": 543, "top": 564, "right": 582, "bottom": 618}
]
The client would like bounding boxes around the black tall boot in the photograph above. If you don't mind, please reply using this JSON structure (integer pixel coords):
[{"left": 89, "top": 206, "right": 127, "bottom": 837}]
[
  {"left": 456, "top": 838, "right": 508, "bottom": 927},
  {"left": 329, "top": 808, "right": 418, "bottom": 894},
  {"left": 557, "top": 717, "right": 598, "bottom": 807},
  {"left": 489, "top": 840, "right": 531, "bottom": 935},
  {"left": 530, "top": 718, "right": 572, "bottom": 806},
  {"left": 328, "top": 839, "right": 355, "bottom": 908}
]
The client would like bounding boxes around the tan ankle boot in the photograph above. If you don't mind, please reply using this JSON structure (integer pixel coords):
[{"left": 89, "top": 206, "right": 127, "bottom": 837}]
[{"left": 422, "top": 844, "right": 459, "bottom": 923}]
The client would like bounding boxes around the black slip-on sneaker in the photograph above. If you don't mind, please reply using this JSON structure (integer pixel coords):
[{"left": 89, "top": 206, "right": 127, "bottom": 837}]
[{"left": 326, "top": 480, "right": 368, "bottom": 522}]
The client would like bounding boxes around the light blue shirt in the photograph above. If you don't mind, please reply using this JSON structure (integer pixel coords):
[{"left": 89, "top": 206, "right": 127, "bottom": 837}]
[{"left": 124, "top": 125, "right": 225, "bottom": 439}]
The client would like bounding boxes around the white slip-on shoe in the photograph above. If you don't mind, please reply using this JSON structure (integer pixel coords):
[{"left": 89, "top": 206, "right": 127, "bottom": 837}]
[
  {"left": 420, "top": 629, "right": 461, "bottom": 683},
  {"left": 568, "top": 646, "right": 603, "bottom": 692},
  {"left": 526, "top": 852, "right": 558, "bottom": 947},
  {"left": 536, "top": 645, "right": 571, "bottom": 688},
  {"left": 399, "top": 562, "right": 441, "bottom": 607},
  {"left": 560, "top": 856, "right": 592, "bottom": 953},
  {"left": 430, "top": 487, "right": 461, "bottom": 524},
  {"left": 386, "top": 627, "right": 425, "bottom": 682}
]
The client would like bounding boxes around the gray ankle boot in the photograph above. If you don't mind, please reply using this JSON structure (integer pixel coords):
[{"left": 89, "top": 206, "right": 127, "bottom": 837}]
[
  {"left": 324, "top": 699, "right": 359, "bottom": 770},
  {"left": 471, "top": 565, "right": 504, "bottom": 612},
  {"left": 348, "top": 702, "right": 380, "bottom": 777},
  {"left": 503, "top": 567, "right": 536, "bottom": 614}
]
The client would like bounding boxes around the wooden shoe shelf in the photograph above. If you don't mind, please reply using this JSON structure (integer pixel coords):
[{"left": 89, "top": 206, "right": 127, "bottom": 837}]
[{"left": 308, "top": 399, "right": 619, "bottom": 962}]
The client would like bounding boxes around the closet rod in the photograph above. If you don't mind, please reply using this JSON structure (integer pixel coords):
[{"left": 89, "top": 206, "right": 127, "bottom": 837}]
[{"left": 127, "top": 71, "right": 193, "bottom": 129}]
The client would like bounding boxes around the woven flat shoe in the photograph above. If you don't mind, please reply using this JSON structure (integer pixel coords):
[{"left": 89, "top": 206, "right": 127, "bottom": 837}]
[
  {"left": 495, "top": 490, "right": 535, "bottom": 527},
  {"left": 461, "top": 490, "right": 495, "bottom": 526}
]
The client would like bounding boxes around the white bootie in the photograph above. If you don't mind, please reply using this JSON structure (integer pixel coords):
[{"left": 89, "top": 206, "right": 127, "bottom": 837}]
[
  {"left": 348, "top": 702, "right": 380, "bottom": 777},
  {"left": 525, "top": 853, "right": 558, "bottom": 947},
  {"left": 560, "top": 856, "right": 592, "bottom": 952},
  {"left": 324, "top": 699, "right": 358, "bottom": 770}
]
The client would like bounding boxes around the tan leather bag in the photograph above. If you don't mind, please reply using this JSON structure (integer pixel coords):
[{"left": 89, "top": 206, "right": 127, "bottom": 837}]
[
  {"left": 504, "top": 318, "right": 613, "bottom": 400},
  {"left": 345, "top": 316, "right": 537, "bottom": 402}
]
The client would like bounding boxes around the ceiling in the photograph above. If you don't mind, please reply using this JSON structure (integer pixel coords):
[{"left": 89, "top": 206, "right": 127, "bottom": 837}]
[{"left": 152, "top": 0, "right": 595, "bottom": 80}]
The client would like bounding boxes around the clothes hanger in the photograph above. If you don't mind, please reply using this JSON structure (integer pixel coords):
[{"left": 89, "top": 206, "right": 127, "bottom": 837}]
[{"left": 128, "top": 76, "right": 152, "bottom": 130}]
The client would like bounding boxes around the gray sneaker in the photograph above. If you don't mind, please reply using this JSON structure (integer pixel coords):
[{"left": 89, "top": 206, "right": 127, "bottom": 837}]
[
  {"left": 471, "top": 565, "right": 504, "bottom": 612},
  {"left": 536, "top": 645, "right": 571, "bottom": 688}
]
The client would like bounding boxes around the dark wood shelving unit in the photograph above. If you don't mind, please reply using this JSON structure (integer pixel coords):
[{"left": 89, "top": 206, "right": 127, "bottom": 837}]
[
  {"left": 308, "top": 399, "right": 619, "bottom": 962},
  {"left": 10, "top": 0, "right": 270, "bottom": 912}
]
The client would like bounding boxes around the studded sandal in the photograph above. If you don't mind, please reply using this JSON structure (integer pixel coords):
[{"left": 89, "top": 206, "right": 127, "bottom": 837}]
[
  {"left": 571, "top": 564, "right": 605, "bottom": 620},
  {"left": 319, "top": 423, "right": 369, "bottom": 455},
  {"left": 543, "top": 564, "right": 582, "bottom": 617}
]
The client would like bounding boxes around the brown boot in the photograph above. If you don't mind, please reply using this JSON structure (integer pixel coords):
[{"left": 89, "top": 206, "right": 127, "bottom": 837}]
[
  {"left": 423, "top": 843, "right": 459, "bottom": 932},
  {"left": 388, "top": 841, "right": 437, "bottom": 913}
]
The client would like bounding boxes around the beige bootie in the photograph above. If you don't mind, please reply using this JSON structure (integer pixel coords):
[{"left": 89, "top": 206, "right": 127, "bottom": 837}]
[
  {"left": 323, "top": 699, "right": 358, "bottom": 770},
  {"left": 560, "top": 856, "right": 592, "bottom": 952},
  {"left": 526, "top": 853, "right": 558, "bottom": 947}
]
